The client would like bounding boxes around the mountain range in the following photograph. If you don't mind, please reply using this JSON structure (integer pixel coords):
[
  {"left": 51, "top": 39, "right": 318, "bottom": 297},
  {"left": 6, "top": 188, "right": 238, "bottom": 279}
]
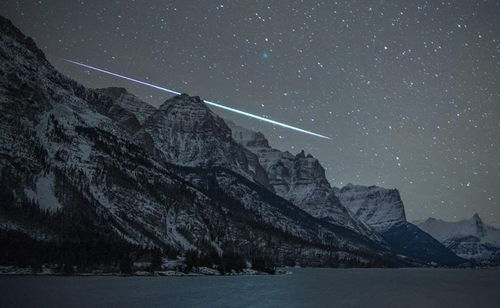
[{"left": 0, "top": 16, "right": 468, "bottom": 272}]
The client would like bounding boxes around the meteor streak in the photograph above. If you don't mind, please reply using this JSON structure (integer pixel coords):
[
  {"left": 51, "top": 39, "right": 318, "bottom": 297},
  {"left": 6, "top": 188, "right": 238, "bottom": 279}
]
[{"left": 63, "top": 59, "right": 331, "bottom": 139}]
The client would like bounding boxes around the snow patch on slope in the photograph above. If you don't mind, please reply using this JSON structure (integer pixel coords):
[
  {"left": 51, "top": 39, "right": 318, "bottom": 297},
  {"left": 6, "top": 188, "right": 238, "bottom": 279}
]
[{"left": 24, "top": 172, "right": 62, "bottom": 212}]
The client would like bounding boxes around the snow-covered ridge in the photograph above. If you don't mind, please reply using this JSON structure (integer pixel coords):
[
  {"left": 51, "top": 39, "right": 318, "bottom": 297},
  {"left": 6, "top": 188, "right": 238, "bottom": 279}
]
[
  {"left": 227, "top": 121, "right": 464, "bottom": 265},
  {"left": 416, "top": 214, "right": 496, "bottom": 243},
  {"left": 335, "top": 184, "right": 465, "bottom": 265},
  {"left": 227, "top": 121, "right": 383, "bottom": 243},
  {"left": 335, "top": 183, "right": 407, "bottom": 232},
  {"left": 416, "top": 214, "right": 500, "bottom": 261}
]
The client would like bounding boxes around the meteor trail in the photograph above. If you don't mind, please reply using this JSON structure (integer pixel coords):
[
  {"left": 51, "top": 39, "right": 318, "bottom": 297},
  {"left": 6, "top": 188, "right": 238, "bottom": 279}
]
[{"left": 63, "top": 59, "right": 331, "bottom": 139}]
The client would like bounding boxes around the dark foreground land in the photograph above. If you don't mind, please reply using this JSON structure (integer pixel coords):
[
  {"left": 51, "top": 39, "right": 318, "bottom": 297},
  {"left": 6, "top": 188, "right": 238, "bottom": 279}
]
[{"left": 1, "top": 268, "right": 500, "bottom": 308}]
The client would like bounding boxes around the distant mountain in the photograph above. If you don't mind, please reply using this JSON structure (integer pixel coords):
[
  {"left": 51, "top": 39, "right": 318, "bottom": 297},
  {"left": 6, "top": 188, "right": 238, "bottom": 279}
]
[
  {"left": 416, "top": 214, "right": 500, "bottom": 262},
  {"left": 336, "top": 184, "right": 465, "bottom": 266},
  {"left": 0, "top": 15, "right": 398, "bottom": 270}
]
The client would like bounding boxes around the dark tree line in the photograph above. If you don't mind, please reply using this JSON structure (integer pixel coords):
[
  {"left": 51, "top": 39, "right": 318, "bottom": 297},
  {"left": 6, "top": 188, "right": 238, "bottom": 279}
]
[
  {"left": 0, "top": 181, "right": 180, "bottom": 274},
  {"left": 184, "top": 248, "right": 275, "bottom": 274},
  {"left": 0, "top": 229, "right": 171, "bottom": 274}
]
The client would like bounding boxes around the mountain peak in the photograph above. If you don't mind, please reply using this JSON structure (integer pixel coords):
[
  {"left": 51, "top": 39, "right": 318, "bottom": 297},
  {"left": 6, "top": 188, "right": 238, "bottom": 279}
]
[
  {"left": 96, "top": 86, "right": 157, "bottom": 125},
  {"left": 160, "top": 93, "right": 205, "bottom": 110},
  {"left": 0, "top": 16, "right": 47, "bottom": 63},
  {"left": 416, "top": 215, "right": 500, "bottom": 261},
  {"left": 296, "top": 150, "right": 306, "bottom": 158},
  {"left": 337, "top": 184, "right": 407, "bottom": 232},
  {"left": 472, "top": 213, "right": 482, "bottom": 222},
  {"left": 96, "top": 86, "right": 128, "bottom": 97},
  {"left": 140, "top": 92, "right": 275, "bottom": 188},
  {"left": 226, "top": 120, "right": 270, "bottom": 148},
  {"left": 227, "top": 121, "right": 381, "bottom": 241}
]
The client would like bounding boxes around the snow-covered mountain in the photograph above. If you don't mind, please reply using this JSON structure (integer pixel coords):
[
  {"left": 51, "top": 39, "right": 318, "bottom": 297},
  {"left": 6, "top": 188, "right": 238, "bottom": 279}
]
[
  {"left": 336, "top": 184, "right": 464, "bottom": 265},
  {"left": 416, "top": 214, "right": 500, "bottom": 262},
  {"left": 227, "top": 121, "right": 383, "bottom": 243},
  {"left": 228, "top": 123, "right": 463, "bottom": 265},
  {"left": 0, "top": 15, "right": 469, "bottom": 268},
  {"left": 96, "top": 87, "right": 272, "bottom": 189},
  {"left": 0, "top": 16, "right": 398, "bottom": 267},
  {"left": 335, "top": 184, "right": 406, "bottom": 232}
]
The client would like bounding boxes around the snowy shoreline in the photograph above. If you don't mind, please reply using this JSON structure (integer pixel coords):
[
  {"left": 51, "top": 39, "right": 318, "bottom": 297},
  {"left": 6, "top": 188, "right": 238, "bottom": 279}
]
[
  {"left": 2, "top": 265, "right": 499, "bottom": 277},
  {"left": 0, "top": 266, "right": 292, "bottom": 277}
]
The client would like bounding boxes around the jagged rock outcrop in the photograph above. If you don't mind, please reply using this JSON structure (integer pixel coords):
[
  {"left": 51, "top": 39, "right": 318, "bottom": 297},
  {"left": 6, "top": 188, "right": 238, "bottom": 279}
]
[
  {"left": 416, "top": 214, "right": 500, "bottom": 262},
  {"left": 96, "top": 87, "right": 157, "bottom": 125}
]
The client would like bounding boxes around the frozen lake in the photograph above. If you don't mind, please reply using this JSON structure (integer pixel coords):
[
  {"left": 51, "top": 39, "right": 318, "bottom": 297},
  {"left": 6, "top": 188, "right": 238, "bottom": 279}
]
[{"left": 1, "top": 268, "right": 499, "bottom": 307}]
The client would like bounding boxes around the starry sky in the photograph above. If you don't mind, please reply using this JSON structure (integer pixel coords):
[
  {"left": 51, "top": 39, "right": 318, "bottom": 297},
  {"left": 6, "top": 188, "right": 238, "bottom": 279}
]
[{"left": 3, "top": 0, "right": 499, "bottom": 225}]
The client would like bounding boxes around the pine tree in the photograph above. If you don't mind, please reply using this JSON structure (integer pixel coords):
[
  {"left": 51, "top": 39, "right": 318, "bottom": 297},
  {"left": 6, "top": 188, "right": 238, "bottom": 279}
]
[{"left": 119, "top": 254, "right": 133, "bottom": 275}]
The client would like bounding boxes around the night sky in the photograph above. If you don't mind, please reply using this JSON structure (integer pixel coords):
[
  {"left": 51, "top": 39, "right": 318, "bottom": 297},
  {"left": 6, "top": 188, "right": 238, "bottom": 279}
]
[{"left": 3, "top": 1, "right": 499, "bottom": 225}]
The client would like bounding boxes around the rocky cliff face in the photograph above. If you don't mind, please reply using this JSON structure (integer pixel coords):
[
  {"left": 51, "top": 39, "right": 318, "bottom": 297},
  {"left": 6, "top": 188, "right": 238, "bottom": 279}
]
[
  {"left": 141, "top": 95, "right": 272, "bottom": 190},
  {"left": 336, "top": 184, "right": 464, "bottom": 265},
  {"left": 335, "top": 184, "right": 407, "bottom": 232},
  {"left": 96, "top": 87, "right": 273, "bottom": 190},
  {"left": 95, "top": 87, "right": 157, "bottom": 125},
  {"left": 0, "top": 16, "right": 396, "bottom": 267},
  {"left": 228, "top": 121, "right": 464, "bottom": 265},
  {"left": 227, "top": 121, "right": 383, "bottom": 242},
  {"left": 416, "top": 215, "right": 500, "bottom": 262}
]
